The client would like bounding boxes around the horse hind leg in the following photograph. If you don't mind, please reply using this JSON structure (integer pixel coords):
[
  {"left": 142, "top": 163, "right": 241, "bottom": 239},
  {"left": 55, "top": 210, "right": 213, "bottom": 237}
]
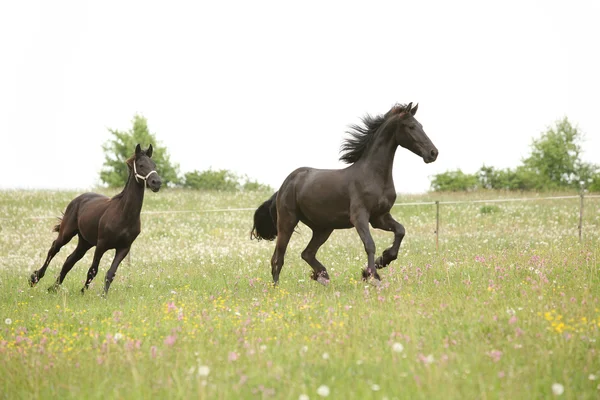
[
  {"left": 30, "top": 218, "right": 78, "bottom": 287},
  {"left": 301, "top": 228, "right": 333, "bottom": 285},
  {"left": 371, "top": 213, "right": 405, "bottom": 269},
  {"left": 47, "top": 235, "right": 92, "bottom": 292},
  {"left": 270, "top": 210, "right": 299, "bottom": 285}
]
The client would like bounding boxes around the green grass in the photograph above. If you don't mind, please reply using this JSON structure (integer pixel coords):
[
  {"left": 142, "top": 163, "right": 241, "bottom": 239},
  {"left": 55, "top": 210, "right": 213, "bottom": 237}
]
[{"left": 1, "top": 189, "right": 599, "bottom": 399}]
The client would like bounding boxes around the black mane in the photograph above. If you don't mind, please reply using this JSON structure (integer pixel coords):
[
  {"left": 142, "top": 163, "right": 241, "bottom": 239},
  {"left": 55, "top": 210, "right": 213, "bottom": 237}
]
[{"left": 339, "top": 103, "right": 410, "bottom": 164}]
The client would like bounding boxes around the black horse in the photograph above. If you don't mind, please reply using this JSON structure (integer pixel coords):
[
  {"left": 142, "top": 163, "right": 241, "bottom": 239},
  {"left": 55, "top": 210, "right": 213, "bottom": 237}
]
[
  {"left": 29, "top": 144, "right": 162, "bottom": 295},
  {"left": 252, "top": 103, "right": 438, "bottom": 285}
]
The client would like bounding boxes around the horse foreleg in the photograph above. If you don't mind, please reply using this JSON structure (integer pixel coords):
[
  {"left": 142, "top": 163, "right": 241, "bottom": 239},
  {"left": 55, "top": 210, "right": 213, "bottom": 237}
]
[
  {"left": 103, "top": 247, "right": 130, "bottom": 295},
  {"left": 80, "top": 244, "right": 108, "bottom": 294},
  {"left": 301, "top": 229, "right": 333, "bottom": 285},
  {"left": 352, "top": 211, "right": 379, "bottom": 281},
  {"left": 371, "top": 212, "right": 405, "bottom": 269}
]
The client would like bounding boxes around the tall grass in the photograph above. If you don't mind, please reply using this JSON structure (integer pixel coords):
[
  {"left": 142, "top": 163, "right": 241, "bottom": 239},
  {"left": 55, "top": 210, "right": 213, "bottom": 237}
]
[{"left": 1, "top": 189, "right": 599, "bottom": 399}]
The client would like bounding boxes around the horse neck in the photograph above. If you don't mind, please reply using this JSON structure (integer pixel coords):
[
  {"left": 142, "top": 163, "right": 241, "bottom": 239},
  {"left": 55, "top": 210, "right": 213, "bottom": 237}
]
[
  {"left": 355, "top": 125, "right": 398, "bottom": 182},
  {"left": 118, "top": 170, "right": 146, "bottom": 218}
]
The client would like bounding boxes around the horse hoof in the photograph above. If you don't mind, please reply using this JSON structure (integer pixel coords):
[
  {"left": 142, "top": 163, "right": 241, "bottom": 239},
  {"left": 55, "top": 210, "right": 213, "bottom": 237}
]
[
  {"left": 47, "top": 285, "right": 58, "bottom": 293},
  {"left": 369, "top": 277, "right": 382, "bottom": 287},
  {"left": 316, "top": 276, "right": 330, "bottom": 286}
]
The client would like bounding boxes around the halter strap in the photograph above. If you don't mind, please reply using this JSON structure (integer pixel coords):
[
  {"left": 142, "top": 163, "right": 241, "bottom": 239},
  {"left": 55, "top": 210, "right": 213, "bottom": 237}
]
[{"left": 133, "top": 160, "right": 157, "bottom": 184}]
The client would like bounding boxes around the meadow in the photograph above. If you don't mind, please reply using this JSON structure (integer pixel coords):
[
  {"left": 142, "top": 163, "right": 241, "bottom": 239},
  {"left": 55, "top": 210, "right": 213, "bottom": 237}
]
[{"left": 0, "top": 189, "right": 599, "bottom": 399}]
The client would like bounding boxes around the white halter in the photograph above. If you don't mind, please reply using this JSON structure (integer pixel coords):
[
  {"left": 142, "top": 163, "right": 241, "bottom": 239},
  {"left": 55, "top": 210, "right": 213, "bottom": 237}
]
[{"left": 133, "top": 160, "right": 157, "bottom": 184}]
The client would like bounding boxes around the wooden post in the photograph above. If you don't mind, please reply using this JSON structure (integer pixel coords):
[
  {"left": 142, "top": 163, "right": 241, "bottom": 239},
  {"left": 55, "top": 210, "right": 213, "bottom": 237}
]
[
  {"left": 435, "top": 201, "right": 440, "bottom": 251},
  {"left": 578, "top": 192, "right": 584, "bottom": 242}
]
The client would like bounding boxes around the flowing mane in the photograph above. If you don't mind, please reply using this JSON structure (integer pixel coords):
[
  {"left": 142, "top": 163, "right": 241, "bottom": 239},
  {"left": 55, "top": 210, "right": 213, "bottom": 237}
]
[{"left": 339, "top": 103, "right": 410, "bottom": 164}]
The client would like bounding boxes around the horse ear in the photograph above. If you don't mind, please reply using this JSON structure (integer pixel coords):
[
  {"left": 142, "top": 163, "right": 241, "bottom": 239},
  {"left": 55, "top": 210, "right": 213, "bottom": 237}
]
[
  {"left": 147, "top": 144, "right": 153, "bottom": 158},
  {"left": 406, "top": 102, "right": 413, "bottom": 114},
  {"left": 135, "top": 144, "right": 142, "bottom": 155},
  {"left": 410, "top": 103, "right": 418, "bottom": 116}
]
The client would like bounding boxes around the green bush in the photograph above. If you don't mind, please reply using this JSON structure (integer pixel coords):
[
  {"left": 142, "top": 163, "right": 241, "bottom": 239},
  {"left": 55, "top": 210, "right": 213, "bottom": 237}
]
[{"left": 183, "top": 169, "right": 272, "bottom": 192}]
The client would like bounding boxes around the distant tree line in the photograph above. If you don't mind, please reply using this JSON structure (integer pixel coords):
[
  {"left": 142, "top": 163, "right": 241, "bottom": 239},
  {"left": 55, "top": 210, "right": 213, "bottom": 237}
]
[
  {"left": 100, "top": 115, "right": 271, "bottom": 191},
  {"left": 431, "top": 118, "right": 600, "bottom": 192}
]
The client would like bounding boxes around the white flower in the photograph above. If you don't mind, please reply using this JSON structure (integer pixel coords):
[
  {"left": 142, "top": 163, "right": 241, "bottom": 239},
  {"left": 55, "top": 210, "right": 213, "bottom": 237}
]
[
  {"left": 197, "top": 365, "right": 210, "bottom": 377},
  {"left": 4, "top": 318, "right": 12, "bottom": 325},
  {"left": 322, "top": 352, "right": 329, "bottom": 360},
  {"left": 588, "top": 374, "right": 598, "bottom": 380},
  {"left": 114, "top": 333, "right": 123, "bottom": 341},
  {"left": 299, "top": 395, "right": 310, "bottom": 400},
  {"left": 260, "top": 345, "right": 267, "bottom": 351},
  {"left": 551, "top": 383, "right": 564, "bottom": 396},
  {"left": 316, "top": 385, "right": 330, "bottom": 397},
  {"left": 371, "top": 384, "right": 380, "bottom": 391},
  {"left": 424, "top": 354, "right": 435, "bottom": 364},
  {"left": 392, "top": 342, "right": 404, "bottom": 353},
  {"left": 149, "top": 284, "right": 154, "bottom": 288},
  {"left": 301, "top": 345, "right": 308, "bottom": 353}
]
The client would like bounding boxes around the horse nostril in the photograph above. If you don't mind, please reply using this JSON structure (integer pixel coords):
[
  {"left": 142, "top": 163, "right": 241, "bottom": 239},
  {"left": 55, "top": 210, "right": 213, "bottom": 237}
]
[{"left": 430, "top": 149, "right": 438, "bottom": 159}]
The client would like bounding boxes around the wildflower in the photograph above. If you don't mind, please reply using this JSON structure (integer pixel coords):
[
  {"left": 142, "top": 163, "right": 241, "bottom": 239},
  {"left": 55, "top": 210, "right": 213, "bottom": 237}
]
[
  {"left": 4, "top": 318, "right": 11, "bottom": 325},
  {"left": 322, "top": 352, "right": 329, "bottom": 360},
  {"left": 114, "top": 333, "right": 123, "bottom": 341},
  {"left": 371, "top": 384, "right": 380, "bottom": 391},
  {"left": 589, "top": 374, "right": 598, "bottom": 381},
  {"left": 299, "top": 395, "right": 309, "bottom": 400},
  {"left": 551, "top": 383, "right": 564, "bottom": 396},
  {"left": 487, "top": 350, "right": 502, "bottom": 362},
  {"left": 164, "top": 335, "right": 177, "bottom": 346},
  {"left": 228, "top": 351, "right": 238, "bottom": 361},
  {"left": 392, "top": 342, "right": 404, "bottom": 353},
  {"left": 316, "top": 385, "right": 330, "bottom": 397},
  {"left": 197, "top": 365, "right": 210, "bottom": 377}
]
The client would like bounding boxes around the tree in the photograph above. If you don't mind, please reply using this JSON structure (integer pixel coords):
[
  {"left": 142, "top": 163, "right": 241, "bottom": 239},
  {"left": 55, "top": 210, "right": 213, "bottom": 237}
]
[
  {"left": 100, "top": 115, "right": 180, "bottom": 187},
  {"left": 521, "top": 117, "right": 594, "bottom": 190},
  {"left": 430, "top": 169, "right": 478, "bottom": 192},
  {"left": 430, "top": 117, "right": 599, "bottom": 192}
]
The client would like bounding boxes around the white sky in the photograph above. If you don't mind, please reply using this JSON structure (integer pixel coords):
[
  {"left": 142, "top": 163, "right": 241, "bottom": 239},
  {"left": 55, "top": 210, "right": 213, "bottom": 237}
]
[{"left": 1, "top": 0, "right": 598, "bottom": 193}]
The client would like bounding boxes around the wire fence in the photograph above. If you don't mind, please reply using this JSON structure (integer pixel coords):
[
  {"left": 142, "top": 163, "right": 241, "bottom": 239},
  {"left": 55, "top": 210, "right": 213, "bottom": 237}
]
[{"left": 3, "top": 194, "right": 600, "bottom": 249}]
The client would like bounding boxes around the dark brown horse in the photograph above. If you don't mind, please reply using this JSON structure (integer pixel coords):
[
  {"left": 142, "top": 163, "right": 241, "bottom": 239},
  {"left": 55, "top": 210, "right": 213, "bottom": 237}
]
[
  {"left": 251, "top": 103, "right": 438, "bottom": 285},
  {"left": 29, "top": 144, "right": 162, "bottom": 295}
]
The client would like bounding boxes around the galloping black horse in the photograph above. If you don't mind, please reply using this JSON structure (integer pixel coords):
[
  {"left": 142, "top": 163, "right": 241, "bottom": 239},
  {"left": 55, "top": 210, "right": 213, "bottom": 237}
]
[
  {"left": 29, "top": 144, "right": 162, "bottom": 295},
  {"left": 251, "top": 103, "right": 438, "bottom": 285}
]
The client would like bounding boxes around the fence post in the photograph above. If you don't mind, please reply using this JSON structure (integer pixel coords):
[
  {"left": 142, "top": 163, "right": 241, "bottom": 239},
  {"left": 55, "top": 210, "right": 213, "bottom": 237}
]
[
  {"left": 578, "top": 192, "right": 584, "bottom": 242},
  {"left": 435, "top": 200, "right": 440, "bottom": 251}
]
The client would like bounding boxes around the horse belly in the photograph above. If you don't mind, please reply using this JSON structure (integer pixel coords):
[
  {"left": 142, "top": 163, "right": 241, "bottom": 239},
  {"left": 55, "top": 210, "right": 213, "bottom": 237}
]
[{"left": 300, "top": 208, "right": 353, "bottom": 230}]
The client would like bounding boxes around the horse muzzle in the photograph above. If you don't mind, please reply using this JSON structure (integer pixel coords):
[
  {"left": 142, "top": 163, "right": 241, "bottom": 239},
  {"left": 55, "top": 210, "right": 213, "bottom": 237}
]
[{"left": 424, "top": 148, "right": 438, "bottom": 163}]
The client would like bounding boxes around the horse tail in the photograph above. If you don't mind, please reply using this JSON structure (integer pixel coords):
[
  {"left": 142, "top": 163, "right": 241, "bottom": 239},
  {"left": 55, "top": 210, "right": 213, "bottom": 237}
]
[
  {"left": 53, "top": 212, "right": 64, "bottom": 233},
  {"left": 251, "top": 192, "right": 278, "bottom": 241}
]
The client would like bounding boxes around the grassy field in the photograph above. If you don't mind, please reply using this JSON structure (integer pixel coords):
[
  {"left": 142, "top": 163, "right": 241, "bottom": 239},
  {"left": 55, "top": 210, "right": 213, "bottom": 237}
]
[{"left": 1, "top": 189, "right": 599, "bottom": 399}]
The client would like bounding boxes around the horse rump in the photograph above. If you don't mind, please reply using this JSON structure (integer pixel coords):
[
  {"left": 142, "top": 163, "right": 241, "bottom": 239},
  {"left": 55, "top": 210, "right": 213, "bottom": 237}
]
[{"left": 251, "top": 192, "right": 278, "bottom": 241}]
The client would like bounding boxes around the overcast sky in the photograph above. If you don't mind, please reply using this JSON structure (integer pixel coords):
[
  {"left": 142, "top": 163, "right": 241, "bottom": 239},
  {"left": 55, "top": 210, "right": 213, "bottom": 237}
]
[{"left": 1, "top": 0, "right": 598, "bottom": 193}]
